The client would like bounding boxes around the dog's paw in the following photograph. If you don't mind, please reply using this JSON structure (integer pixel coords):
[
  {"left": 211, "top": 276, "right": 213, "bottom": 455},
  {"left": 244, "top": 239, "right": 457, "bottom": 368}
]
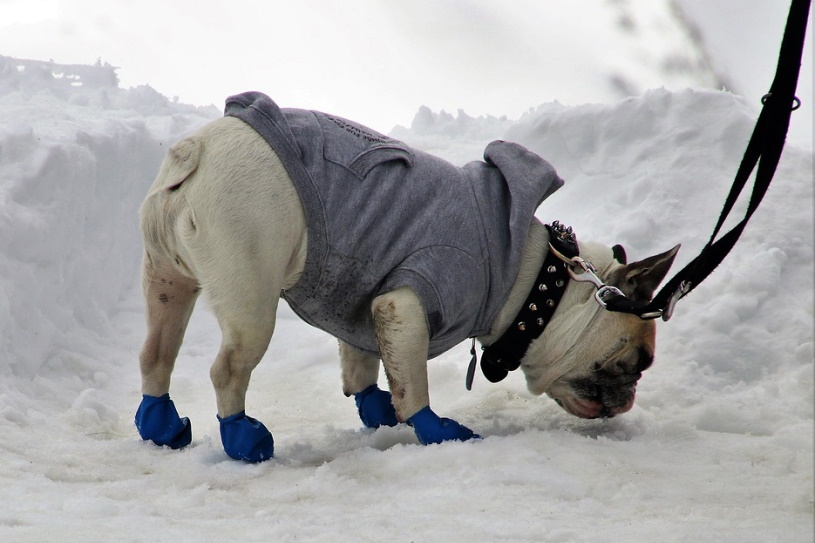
[
  {"left": 217, "top": 411, "right": 274, "bottom": 462},
  {"left": 354, "top": 384, "right": 399, "bottom": 429},
  {"left": 407, "top": 406, "right": 480, "bottom": 445},
  {"left": 135, "top": 394, "right": 193, "bottom": 449}
]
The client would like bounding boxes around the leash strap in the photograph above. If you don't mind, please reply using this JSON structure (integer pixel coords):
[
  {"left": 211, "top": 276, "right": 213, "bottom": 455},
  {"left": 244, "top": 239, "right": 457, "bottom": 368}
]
[{"left": 642, "top": 0, "right": 811, "bottom": 320}]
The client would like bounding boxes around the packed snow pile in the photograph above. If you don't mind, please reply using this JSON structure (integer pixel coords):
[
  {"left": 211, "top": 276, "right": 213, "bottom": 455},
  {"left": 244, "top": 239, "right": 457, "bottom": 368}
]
[
  {"left": 0, "top": 55, "right": 218, "bottom": 377},
  {"left": 0, "top": 57, "right": 812, "bottom": 541}
]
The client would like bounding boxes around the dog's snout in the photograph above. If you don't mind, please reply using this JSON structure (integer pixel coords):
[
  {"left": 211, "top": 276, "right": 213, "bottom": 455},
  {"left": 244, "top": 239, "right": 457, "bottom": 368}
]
[
  {"left": 558, "top": 351, "right": 651, "bottom": 420},
  {"left": 614, "top": 348, "right": 653, "bottom": 375},
  {"left": 589, "top": 370, "right": 640, "bottom": 387}
]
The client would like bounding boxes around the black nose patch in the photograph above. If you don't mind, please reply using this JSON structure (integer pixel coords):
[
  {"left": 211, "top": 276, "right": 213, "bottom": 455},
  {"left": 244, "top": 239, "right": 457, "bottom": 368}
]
[{"left": 635, "top": 347, "right": 654, "bottom": 372}]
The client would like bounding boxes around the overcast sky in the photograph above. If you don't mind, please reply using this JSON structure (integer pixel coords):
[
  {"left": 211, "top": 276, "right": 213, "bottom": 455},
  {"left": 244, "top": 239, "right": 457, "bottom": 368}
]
[{"left": 0, "top": 0, "right": 811, "bottom": 145}]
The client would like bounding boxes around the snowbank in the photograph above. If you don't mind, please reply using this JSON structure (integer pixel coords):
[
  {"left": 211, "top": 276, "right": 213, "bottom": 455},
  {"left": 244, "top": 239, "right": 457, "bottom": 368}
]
[
  {"left": 0, "top": 57, "right": 811, "bottom": 542},
  {"left": 0, "top": 55, "right": 217, "bottom": 377}
]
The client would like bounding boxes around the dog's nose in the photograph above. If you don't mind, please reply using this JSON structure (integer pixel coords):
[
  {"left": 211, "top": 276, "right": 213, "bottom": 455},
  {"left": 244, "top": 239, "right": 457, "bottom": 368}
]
[
  {"left": 616, "top": 348, "right": 652, "bottom": 375},
  {"left": 636, "top": 348, "right": 654, "bottom": 372}
]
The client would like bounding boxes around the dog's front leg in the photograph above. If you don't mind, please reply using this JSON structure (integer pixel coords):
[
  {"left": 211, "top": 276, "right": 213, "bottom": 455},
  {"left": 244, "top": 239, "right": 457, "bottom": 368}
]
[
  {"left": 340, "top": 341, "right": 380, "bottom": 396},
  {"left": 340, "top": 341, "right": 398, "bottom": 429},
  {"left": 371, "top": 288, "right": 478, "bottom": 444}
]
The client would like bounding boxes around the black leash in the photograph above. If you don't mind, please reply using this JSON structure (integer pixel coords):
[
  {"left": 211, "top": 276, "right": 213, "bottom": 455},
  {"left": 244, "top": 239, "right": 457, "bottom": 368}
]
[{"left": 611, "top": 0, "right": 811, "bottom": 321}]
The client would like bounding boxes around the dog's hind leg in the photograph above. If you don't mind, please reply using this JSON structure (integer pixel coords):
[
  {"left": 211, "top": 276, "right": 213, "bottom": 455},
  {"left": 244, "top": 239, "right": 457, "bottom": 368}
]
[
  {"left": 197, "top": 193, "right": 301, "bottom": 462},
  {"left": 208, "top": 296, "right": 277, "bottom": 462},
  {"left": 196, "top": 215, "right": 290, "bottom": 462},
  {"left": 179, "top": 116, "right": 306, "bottom": 462},
  {"left": 135, "top": 250, "right": 200, "bottom": 449},
  {"left": 371, "top": 288, "right": 479, "bottom": 444},
  {"left": 340, "top": 341, "right": 398, "bottom": 429}
]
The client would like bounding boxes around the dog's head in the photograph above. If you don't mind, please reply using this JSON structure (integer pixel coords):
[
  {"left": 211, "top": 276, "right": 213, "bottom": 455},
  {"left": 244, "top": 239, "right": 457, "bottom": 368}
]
[{"left": 521, "top": 241, "right": 680, "bottom": 419}]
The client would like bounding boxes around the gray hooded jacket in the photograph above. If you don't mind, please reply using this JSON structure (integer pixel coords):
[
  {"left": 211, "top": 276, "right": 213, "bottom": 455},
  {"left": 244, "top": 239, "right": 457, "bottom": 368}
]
[{"left": 225, "top": 92, "right": 563, "bottom": 359}]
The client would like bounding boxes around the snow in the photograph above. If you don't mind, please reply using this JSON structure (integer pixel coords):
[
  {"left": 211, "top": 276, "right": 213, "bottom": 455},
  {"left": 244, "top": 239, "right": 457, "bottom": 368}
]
[{"left": 0, "top": 4, "right": 813, "bottom": 542}]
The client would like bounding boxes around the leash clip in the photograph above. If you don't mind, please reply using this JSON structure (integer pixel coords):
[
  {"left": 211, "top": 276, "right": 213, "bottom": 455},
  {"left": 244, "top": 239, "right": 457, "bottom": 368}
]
[
  {"left": 566, "top": 257, "right": 603, "bottom": 288},
  {"left": 549, "top": 244, "right": 601, "bottom": 284},
  {"left": 594, "top": 284, "right": 627, "bottom": 307},
  {"left": 660, "top": 280, "right": 691, "bottom": 321},
  {"left": 549, "top": 238, "right": 684, "bottom": 322},
  {"left": 550, "top": 243, "right": 624, "bottom": 306}
]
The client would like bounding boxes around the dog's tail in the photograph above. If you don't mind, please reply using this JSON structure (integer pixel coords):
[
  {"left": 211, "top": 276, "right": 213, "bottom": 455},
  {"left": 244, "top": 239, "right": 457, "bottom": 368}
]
[{"left": 139, "top": 136, "right": 202, "bottom": 277}]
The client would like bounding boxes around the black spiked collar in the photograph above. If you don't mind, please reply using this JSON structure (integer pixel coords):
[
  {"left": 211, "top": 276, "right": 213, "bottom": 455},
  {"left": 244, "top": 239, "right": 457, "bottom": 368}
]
[{"left": 466, "top": 221, "right": 578, "bottom": 389}]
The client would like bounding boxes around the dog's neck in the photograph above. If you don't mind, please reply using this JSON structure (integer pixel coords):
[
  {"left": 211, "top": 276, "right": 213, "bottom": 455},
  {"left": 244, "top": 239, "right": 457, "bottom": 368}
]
[
  {"left": 480, "top": 222, "right": 617, "bottom": 346},
  {"left": 475, "top": 222, "right": 619, "bottom": 389},
  {"left": 479, "top": 219, "right": 550, "bottom": 345}
]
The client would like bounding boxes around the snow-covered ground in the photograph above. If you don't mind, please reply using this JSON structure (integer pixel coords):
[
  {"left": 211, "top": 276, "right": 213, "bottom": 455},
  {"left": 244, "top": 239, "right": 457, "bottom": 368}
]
[{"left": 1, "top": 3, "right": 813, "bottom": 542}]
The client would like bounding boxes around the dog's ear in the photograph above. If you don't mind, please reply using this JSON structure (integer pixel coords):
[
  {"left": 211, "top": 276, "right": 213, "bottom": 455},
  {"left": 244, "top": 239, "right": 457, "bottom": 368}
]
[
  {"left": 611, "top": 244, "right": 627, "bottom": 264},
  {"left": 609, "top": 244, "right": 680, "bottom": 302}
]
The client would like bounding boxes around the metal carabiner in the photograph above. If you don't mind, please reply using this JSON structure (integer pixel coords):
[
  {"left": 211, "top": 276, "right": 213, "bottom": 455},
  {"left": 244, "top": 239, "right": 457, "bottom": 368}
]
[
  {"left": 594, "top": 284, "right": 626, "bottom": 307},
  {"left": 660, "top": 280, "right": 691, "bottom": 321},
  {"left": 566, "top": 258, "right": 605, "bottom": 289}
]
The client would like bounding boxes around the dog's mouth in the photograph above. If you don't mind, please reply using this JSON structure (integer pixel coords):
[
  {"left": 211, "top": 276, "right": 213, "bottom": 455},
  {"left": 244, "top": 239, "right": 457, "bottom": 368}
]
[
  {"left": 550, "top": 371, "right": 641, "bottom": 419},
  {"left": 553, "top": 391, "right": 636, "bottom": 419}
]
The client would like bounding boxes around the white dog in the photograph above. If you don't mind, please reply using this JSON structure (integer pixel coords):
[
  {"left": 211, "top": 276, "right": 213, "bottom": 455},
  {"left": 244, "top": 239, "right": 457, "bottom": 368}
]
[{"left": 135, "top": 93, "right": 678, "bottom": 461}]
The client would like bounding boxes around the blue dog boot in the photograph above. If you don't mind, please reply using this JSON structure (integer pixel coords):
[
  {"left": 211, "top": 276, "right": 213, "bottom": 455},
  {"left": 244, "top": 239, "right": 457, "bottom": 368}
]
[
  {"left": 135, "top": 393, "right": 192, "bottom": 449},
  {"left": 407, "top": 406, "right": 480, "bottom": 445},
  {"left": 354, "top": 384, "right": 399, "bottom": 429},
  {"left": 218, "top": 411, "right": 274, "bottom": 462}
]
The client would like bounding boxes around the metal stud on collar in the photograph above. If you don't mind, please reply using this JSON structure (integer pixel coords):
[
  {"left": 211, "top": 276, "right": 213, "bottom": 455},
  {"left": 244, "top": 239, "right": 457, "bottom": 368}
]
[{"left": 550, "top": 220, "right": 577, "bottom": 244}]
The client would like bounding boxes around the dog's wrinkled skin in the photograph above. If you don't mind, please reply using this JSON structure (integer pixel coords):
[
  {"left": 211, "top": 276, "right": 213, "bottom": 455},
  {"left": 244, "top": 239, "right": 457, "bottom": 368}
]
[{"left": 138, "top": 117, "right": 678, "bottom": 455}]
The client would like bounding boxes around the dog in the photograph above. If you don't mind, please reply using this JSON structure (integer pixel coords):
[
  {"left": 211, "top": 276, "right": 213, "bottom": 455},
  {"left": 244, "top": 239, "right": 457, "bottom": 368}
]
[{"left": 135, "top": 93, "right": 679, "bottom": 461}]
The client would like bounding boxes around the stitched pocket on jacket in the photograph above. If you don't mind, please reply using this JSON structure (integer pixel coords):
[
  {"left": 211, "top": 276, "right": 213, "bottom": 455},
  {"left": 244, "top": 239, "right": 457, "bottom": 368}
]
[{"left": 317, "top": 113, "right": 413, "bottom": 179}]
